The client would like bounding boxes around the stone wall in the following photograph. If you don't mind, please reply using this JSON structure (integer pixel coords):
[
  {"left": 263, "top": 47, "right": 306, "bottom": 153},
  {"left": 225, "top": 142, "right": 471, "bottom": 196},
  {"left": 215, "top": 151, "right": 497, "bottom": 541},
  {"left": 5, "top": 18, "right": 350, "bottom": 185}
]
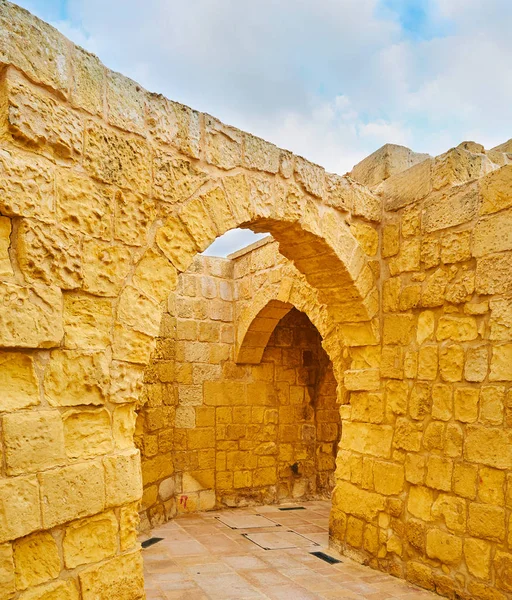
[
  {"left": 137, "top": 244, "right": 339, "bottom": 530},
  {"left": 0, "top": 2, "right": 512, "bottom": 599}
]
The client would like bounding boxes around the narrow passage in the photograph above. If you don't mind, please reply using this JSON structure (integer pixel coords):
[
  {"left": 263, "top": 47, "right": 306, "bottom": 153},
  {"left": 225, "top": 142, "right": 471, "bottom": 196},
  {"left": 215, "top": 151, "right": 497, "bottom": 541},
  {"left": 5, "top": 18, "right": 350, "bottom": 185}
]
[{"left": 142, "top": 500, "right": 437, "bottom": 599}]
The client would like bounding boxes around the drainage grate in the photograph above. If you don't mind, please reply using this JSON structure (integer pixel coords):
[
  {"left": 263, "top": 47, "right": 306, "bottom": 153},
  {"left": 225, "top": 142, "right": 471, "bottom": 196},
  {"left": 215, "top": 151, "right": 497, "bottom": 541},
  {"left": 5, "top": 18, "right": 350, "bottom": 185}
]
[
  {"left": 310, "top": 551, "right": 341, "bottom": 564},
  {"left": 278, "top": 506, "right": 305, "bottom": 511},
  {"left": 141, "top": 537, "right": 164, "bottom": 549}
]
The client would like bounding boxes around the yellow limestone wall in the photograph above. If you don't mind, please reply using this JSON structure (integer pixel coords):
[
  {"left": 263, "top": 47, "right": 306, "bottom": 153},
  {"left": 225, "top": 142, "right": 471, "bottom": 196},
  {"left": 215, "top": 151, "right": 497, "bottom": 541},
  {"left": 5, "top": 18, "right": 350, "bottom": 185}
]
[
  {"left": 0, "top": 2, "right": 512, "bottom": 598},
  {"left": 136, "top": 244, "right": 339, "bottom": 529}
]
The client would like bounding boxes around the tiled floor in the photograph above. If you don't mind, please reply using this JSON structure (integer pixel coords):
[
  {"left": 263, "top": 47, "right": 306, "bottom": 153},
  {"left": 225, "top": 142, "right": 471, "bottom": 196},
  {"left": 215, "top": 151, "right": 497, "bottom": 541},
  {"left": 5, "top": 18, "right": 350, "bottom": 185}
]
[{"left": 142, "top": 500, "right": 438, "bottom": 600}]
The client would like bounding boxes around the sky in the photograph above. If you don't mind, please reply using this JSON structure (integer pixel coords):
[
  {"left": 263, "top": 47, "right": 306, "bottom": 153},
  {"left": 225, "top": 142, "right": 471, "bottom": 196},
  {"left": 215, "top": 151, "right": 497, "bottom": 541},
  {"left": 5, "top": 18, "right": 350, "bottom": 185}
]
[{"left": 15, "top": 0, "right": 512, "bottom": 256}]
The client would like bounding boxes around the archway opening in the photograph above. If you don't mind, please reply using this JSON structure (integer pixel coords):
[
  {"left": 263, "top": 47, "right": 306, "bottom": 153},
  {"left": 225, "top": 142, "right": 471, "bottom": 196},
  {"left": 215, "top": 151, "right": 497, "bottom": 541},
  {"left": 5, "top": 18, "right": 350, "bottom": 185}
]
[{"left": 135, "top": 238, "right": 341, "bottom": 531}]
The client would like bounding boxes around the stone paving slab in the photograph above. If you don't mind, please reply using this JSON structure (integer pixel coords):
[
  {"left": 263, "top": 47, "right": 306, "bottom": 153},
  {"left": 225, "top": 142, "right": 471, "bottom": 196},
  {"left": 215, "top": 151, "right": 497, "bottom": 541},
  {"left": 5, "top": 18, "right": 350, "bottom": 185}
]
[{"left": 143, "top": 500, "right": 439, "bottom": 600}]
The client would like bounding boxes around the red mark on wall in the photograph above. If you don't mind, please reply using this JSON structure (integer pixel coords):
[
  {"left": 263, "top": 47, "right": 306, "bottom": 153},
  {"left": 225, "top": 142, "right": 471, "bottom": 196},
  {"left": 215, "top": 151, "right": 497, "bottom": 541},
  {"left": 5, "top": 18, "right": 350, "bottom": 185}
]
[{"left": 179, "top": 495, "right": 188, "bottom": 508}]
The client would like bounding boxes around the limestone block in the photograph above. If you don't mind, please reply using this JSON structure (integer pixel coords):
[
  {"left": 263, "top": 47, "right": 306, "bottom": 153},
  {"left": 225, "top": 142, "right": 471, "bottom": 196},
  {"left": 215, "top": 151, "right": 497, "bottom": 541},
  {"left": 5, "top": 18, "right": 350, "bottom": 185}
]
[
  {"left": 425, "top": 456, "right": 452, "bottom": 491},
  {"left": 84, "top": 122, "right": 150, "bottom": 194},
  {"left": 340, "top": 422, "right": 393, "bottom": 458},
  {"left": 293, "top": 156, "right": 325, "bottom": 198},
  {"left": 0, "top": 2, "right": 69, "bottom": 94},
  {"left": 17, "top": 219, "right": 82, "bottom": 289},
  {"left": 388, "top": 239, "right": 420, "bottom": 275},
  {"left": 13, "top": 531, "right": 60, "bottom": 590},
  {"left": 480, "top": 164, "right": 512, "bottom": 215},
  {"left": 405, "top": 454, "right": 425, "bottom": 485},
  {"left": 329, "top": 176, "right": 381, "bottom": 221},
  {"left": 440, "top": 230, "right": 471, "bottom": 264},
  {"left": 119, "top": 503, "right": 140, "bottom": 551},
  {"left": 465, "top": 346, "right": 489, "bottom": 382},
  {"left": 421, "top": 235, "right": 440, "bottom": 269},
  {"left": 383, "top": 314, "right": 415, "bottom": 345},
  {"left": 454, "top": 388, "right": 479, "bottom": 423},
  {"left": 132, "top": 249, "right": 177, "bottom": 305},
  {"left": 432, "top": 384, "right": 452, "bottom": 421},
  {"left": 156, "top": 218, "right": 197, "bottom": 273},
  {"left": 117, "top": 286, "right": 161, "bottom": 338},
  {"left": 382, "top": 223, "right": 399, "bottom": 258},
  {"left": 464, "top": 538, "right": 491, "bottom": 580},
  {"left": 409, "top": 382, "right": 431, "bottom": 420},
  {"left": 63, "top": 408, "right": 113, "bottom": 459},
  {"left": 473, "top": 209, "right": 512, "bottom": 257},
  {"left": 350, "top": 143, "right": 430, "bottom": 188},
  {"left": 113, "top": 405, "right": 137, "bottom": 450},
  {"left": 385, "top": 380, "right": 408, "bottom": 416},
  {"left": 475, "top": 251, "right": 512, "bottom": 295},
  {"left": 416, "top": 311, "right": 434, "bottom": 345},
  {"left": 63, "top": 293, "right": 112, "bottom": 350},
  {"left": 421, "top": 267, "right": 454, "bottom": 307},
  {"left": 350, "top": 222, "right": 378, "bottom": 257},
  {"left": 489, "top": 298, "right": 512, "bottom": 341},
  {"left": 3, "top": 410, "right": 65, "bottom": 476},
  {"left": 243, "top": 134, "right": 280, "bottom": 173},
  {"left": 78, "top": 550, "right": 144, "bottom": 600},
  {"left": 0, "top": 543, "right": 14, "bottom": 599},
  {"left": 494, "top": 551, "right": 512, "bottom": 593},
  {"left": 439, "top": 345, "right": 464, "bottom": 382},
  {"left": 0, "top": 352, "right": 39, "bottom": 412},
  {"left": 44, "top": 349, "right": 109, "bottom": 407},
  {"left": 468, "top": 503, "right": 505, "bottom": 542},
  {"left": 448, "top": 271, "right": 476, "bottom": 307},
  {"left": 153, "top": 152, "right": 208, "bottom": 204},
  {"left": 467, "top": 582, "right": 507, "bottom": 600},
  {"left": 110, "top": 361, "right": 145, "bottom": 404},
  {"left": 0, "top": 148, "right": 54, "bottom": 219},
  {"left": 426, "top": 528, "right": 462, "bottom": 565},
  {"left": 204, "top": 115, "right": 242, "bottom": 170},
  {"left": 432, "top": 494, "right": 466, "bottom": 534},
  {"left": 56, "top": 171, "right": 112, "bottom": 239},
  {"left": 381, "top": 159, "right": 433, "bottom": 211},
  {"left": 63, "top": 511, "right": 117, "bottom": 569},
  {"left": 479, "top": 385, "right": 504, "bottom": 425},
  {"left": 393, "top": 417, "right": 422, "bottom": 451},
  {"left": 464, "top": 426, "right": 512, "bottom": 469},
  {"left": 18, "top": 580, "right": 80, "bottom": 600},
  {"left": 0, "top": 217, "right": 13, "bottom": 279},
  {"left": 70, "top": 45, "right": 104, "bottom": 115},
  {"left": 436, "top": 316, "right": 477, "bottom": 342},
  {"left": 350, "top": 392, "right": 384, "bottom": 423},
  {"left": 417, "top": 346, "right": 437, "bottom": 380},
  {"left": 0, "top": 281, "right": 64, "bottom": 348},
  {"left": 180, "top": 197, "right": 218, "bottom": 253},
  {"left": 146, "top": 93, "right": 200, "bottom": 158},
  {"left": 407, "top": 486, "right": 433, "bottom": 521},
  {"left": 333, "top": 481, "right": 385, "bottom": 520},
  {"left": 113, "top": 189, "right": 154, "bottom": 247},
  {"left": 0, "top": 476, "right": 41, "bottom": 543},
  {"left": 106, "top": 70, "right": 145, "bottom": 134},
  {"left": 112, "top": 324, "right": 154, "bottom": 365},
  {"left": 432, "top": 146, "right": 489, "bottom": 190},
  {"left": 423, "top": 183, "right": 479, "bottom": 233},
  {"left": 373, "top": 461, "right": 404, "bottom": 495},
  {"left": 39, "top": 461, "right": 105, "bottom": 528},
  {"left": 6, "top": 72, "right": 82, "bottom": 159},
  {"left": 490, "top": 344, "right": 512, "bottom": 381},
  {"left": 478, "top": 467, "right": 505, "bottom": 506},
  {"left": 453, "top": 463, "right": 477, "bottom": 500},
  {"left": 82, "top": 239, "right": 132, "bottom": 297},
  {"left": 104, "top": 449, "right": 143, "bottom": 507},
  {"left": 406, "top": 560, "right": 435, "bottom": 591}
]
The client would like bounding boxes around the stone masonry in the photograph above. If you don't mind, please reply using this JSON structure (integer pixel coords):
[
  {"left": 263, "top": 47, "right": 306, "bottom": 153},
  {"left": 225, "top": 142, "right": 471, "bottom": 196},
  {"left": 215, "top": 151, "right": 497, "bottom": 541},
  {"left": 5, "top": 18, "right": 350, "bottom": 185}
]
[{"left": 0, "top": 2, "right": 512, "bottom": 599}]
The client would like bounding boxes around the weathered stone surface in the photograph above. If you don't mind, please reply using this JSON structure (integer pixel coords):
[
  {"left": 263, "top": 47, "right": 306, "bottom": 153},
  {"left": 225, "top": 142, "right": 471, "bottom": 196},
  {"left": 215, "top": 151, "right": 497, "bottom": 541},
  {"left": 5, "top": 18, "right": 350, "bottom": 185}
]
[
  {"left": 0, "top": 543, "right": 14, "bottom": 599},
  {"left": 464, "top": 426, "right": 512, "bottom": 469},
  {"left": 333, "top": 481, "right": 385, "bottom": 520},
  {"left": 82, "top": 240, "right": 132, "bottom": 297},
  {"left": 119, "top": 503, "right": 140, "bottom": 550},
  {"left": 468, "top": 503, "right": 505, "bottom": 542},
  {"left": 489, "top": 298, "right": 512, "bottom": 341},
  {"left": 340, "top": 422, "right": 393, "bottom": 458},
  {"left": 3, "top": 410, "right": 65, "bottom": 476},
  {"left": 79, "top": 551, "right": 144, "bottom": 600},
  {"left": 0, "top": 352, "right": 39, "bottom": 412},
  {"left": 153, "top": 152, "right": 208, "bottom": 204},
  {"left": 71, "top": 45, "right": 104, "bottom": 115},
  {"left": 0, "top": 217, "right": 13, "bottom": 279},
  {"left": 117, "top": 286, "right": 161, "bottom": 337},
  {"left": 146, "top": 93, "right": 200, "bottom": 158},
  {"left": 17, "top": 219, "right": 82, "bottom": 289},
  {"left": 84, "top": 122, "right": 151, "bottom": 193},
  {"left": 63, "top": 293, "right": 112, "bottom": 350},
  {"left": 473, "top": 209, "right": 512, "bottom": 257},
  {"left": 381, "top": 159, "right": 433, "bottom": 211},
  {"left": 490, "top": 344, "right": 512, "bottom": 381},
  {"left": 480, "top": 164, "right": 512, "bottom": 215},
  {"left": 204, "top": 116, "right": 242, "bottom": 170},
  {"left": 423, "top": 183, "right": 479, "bottom": 232},
  {"left": 18, "top": 579, "right": 80, "bottom": 600},
  {"left": 44, "top": 350, "right": 109, "bottom": 407},
  {"left": 0, "top": 1, "right": 69, "bottom": 94},
  {"left": 106, "top": 70, "right": 145, "bottom": 134},
  {"left": 56, "top": 171, "right": 112, "bottom": 239},
  {"left": 475, "top": 251, "right": 512, "bottom": 295},
  {"left": 63, "top": 409, "right": 113, "bottom": 459},
  {"left": 464, "top": 537, "right": 491, "bottom": 580},
  {"left": 244, "top": 134, "right": 280, "bottom": 173},
  {"left": 156, "top": 218, "right": 197, "bottom": 273},
  {"left": 110, "top": 361, "right": 145, "bottom": 404},
  {"left": 14, "top": 532, "right": 60, "bottom": 590},
  {"left": 6, "top": 72, "right": 82, "bottom": 159},
  {"left": 114, "top": 190, "right": 154, "bottom": 247},
  {"left": 63, "top": 511, "right": 117, "bottom": 569},
  {"left": 133, "top": 249, "right": 177, "bottom": 304},
  {"left": 112, "top": 324, "right": 154, "bottom": 364},
  {"left": 0, "top": 476, "right": 41, "bottom": 544},
  {"left": 39, "top": 462, "right": 105, "bottom": 528},
  {"left": 350, "top": 144, "right": 430, "bottom": 188},
  {"left": 104, "top": 449, "right": 143, "bottom": 507},
  {"left": 426, "top": 528, "right": 462, "bottom": 564},
  {"left": 0, "top": 281, "right": 64, "bottom": 348}
]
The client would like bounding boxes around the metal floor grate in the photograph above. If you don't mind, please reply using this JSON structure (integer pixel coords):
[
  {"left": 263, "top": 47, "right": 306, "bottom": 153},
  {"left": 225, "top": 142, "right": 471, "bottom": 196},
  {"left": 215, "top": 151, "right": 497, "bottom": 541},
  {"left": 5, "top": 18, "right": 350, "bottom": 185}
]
[
  {"left": 278, "top": 506, "right": 305, "bottom": 511},
  {"left": 141, "top": 537, "right": 164, "bottom": 549},
  {"left": 310, "top": 551, "right": 341, "bottom": 564}
]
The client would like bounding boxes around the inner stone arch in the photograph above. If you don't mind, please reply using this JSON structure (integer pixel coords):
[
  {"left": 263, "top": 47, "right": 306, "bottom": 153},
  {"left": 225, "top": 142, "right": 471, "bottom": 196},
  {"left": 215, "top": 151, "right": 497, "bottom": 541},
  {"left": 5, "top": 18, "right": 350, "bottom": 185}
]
[{"left": 135, "top": 239, "right": 342, "bottom": 529}]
